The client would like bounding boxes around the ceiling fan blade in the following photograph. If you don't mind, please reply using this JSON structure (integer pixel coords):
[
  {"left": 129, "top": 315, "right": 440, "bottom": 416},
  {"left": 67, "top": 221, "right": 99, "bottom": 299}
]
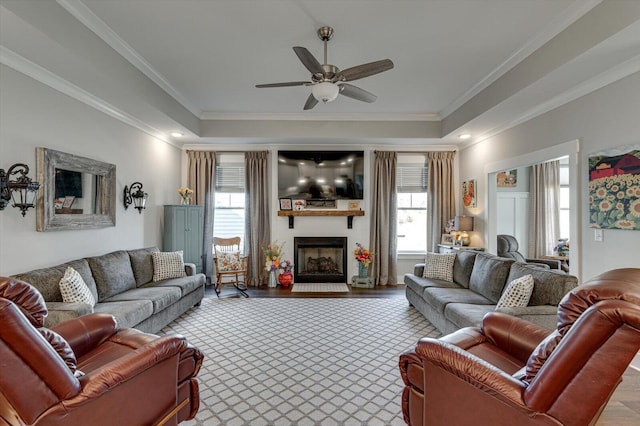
[
  {"left": 303, "top": 93, "right": 318, "bottom": 110},
  {"left": 339, "top": 83, "right": 377, "bottom": 103},
  {"left": 293, "top": 46, "right": 324, "bottom": 75},
  {"left": 256, "top": 81, "right": 310, "bottom": 88},
  {"left": 336, "top": 59, "right": 394, "bottom": 82}
]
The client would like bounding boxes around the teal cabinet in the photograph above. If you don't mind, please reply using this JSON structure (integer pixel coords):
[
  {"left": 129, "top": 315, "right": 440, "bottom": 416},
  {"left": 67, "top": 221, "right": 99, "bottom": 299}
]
[{"left": 163, "top": 205, "right": 204, "bottom": 273}]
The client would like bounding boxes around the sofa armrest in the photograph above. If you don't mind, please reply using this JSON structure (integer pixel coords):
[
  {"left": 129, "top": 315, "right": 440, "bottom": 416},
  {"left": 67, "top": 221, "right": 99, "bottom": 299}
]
[
  {"left": 184, "top": 263, "right": 197, "bottom": 276},
  {"left": 414, "top": 263, "right": 425, "bottom": 277},
  {"left": 481, "top": 312, "right": 551, "bottom": 363},
  {"left": 44, "top": 302, "right": 95, "bottom": 328},
  {"left": 50, "top": 313, "right": 118, "bottom": 359}
]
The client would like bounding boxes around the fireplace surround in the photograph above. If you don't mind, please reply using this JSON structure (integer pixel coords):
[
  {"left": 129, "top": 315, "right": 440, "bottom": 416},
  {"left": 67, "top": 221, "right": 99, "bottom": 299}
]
[{"left": 294, "top": 237, "right": 348, "bottom": 283}]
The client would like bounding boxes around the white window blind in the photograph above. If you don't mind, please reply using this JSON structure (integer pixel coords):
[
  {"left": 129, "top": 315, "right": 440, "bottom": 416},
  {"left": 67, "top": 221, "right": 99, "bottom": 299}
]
[
  {"left": 397, "top": 165, "right": 428, "bottom": 193},
  {"left": 215, "top": 164, "right": 245, "bottom": 193}
]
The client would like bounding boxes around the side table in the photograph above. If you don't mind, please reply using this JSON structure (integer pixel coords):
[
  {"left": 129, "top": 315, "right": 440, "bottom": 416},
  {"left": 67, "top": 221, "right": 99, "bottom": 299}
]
[
  {"left": 351, "top": 276, "right": 374, "bottom": 288},
  {"left": 437, "top": 244, "right": 485, "bottom": 254}
]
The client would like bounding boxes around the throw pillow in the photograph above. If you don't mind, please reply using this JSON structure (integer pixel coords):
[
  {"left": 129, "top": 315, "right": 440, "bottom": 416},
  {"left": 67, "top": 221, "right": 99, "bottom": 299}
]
[
  {"left": 59, "top": 267, "right": 96, "bottom": 307},
  {"left": 217, "top": 252, "right": 242, "bottom": 271},
  {"left": 152, "top": 251, "right": 187, "bottom": 281},
  {"left": 495, "top": 274, "right": 534, "bottom": 309},
  {"left": 423, "top": 252, "right": 456, "bottom": 281}
]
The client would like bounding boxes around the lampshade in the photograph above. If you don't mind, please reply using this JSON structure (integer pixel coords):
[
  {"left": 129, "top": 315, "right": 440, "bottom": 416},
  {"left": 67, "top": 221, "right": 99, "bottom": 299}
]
[
  {"left": 312, "top": 82, "right": 339, "bottom": 103},
  {"left": 454, "top": 215, "right": 474, "bottom": 232}
]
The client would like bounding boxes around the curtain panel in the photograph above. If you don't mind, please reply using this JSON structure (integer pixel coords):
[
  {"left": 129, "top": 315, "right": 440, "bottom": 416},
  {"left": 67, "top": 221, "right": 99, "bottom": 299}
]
[
  {"left": 529, "top": 160, "right": 560, "bottom": 257},
  {"left": 245, "top": 151, "right": 270, "bottom": 286},
  {"left": 187, "top": 150, "right": 216, "bottom": 279},
  {"left": 427, "top": 151, "right": 455, "bottom": 252},
  {"left": 370, "top": 151, "right": 397, "bottom": 285}
]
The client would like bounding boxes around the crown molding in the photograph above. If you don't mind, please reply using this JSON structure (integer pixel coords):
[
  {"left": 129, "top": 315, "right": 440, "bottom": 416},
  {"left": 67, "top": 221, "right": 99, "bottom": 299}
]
[
  {"left": 440, "top": 0, "right": 602, "bottom": 119},
  {"left": 1, "top": 46, "right": 180, "bottom": 148},
  {"left": 199, "top": 112, "right": 441, "bottom": 122},
  {"left": 57, "top": 0, "right": 202, "bottom": 117}
]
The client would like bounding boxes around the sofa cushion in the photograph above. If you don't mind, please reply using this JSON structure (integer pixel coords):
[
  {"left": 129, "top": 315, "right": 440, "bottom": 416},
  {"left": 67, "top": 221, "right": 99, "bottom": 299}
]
[
  {"left": 469, "top": 253, "right": 515, "bottom": 303},
  {"left": 13, "top": 259, "right": 98, "bottom": 303},
  {"left": 423, "top": 287, "right": 493, "bottom": 314},
  {"left": 152, "top": 251, "right": 187, "bottom": 282},
  {"left": 142, "top": 275, "right": 205, "bottom": 297},
  {"left": 495, "top": 274, "right": 534, "bottom": 309},
  {"left": 59, "top": 267, "right": 96, "bottom": 308},
  {"left": 93, "top": 300, "right": 153, "bottom": 329},
  {"left": 452, "top": 251, "right": 478, "bottom": 288},
  {"left": 444, "top": 303, "right": 496, "bottom": 330},
  {"left": 104, "top": 287, "right": 182, "bottom": 314},
  {"left": 128, "top": 247, "right": 159, "bottom": 286},
  {"left": 423, "top": 252, "right": 456, "bottom": 281},
  {"left": 87, "top": 251, "right": 137, "bottom": 301},
  {"left": 506, "top": 262, "right": 578, "bottom": 306}
]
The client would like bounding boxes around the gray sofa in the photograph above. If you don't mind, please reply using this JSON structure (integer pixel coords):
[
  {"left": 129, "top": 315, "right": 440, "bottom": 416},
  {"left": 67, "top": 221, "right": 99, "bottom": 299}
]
[
  {"left": 12, "top": 247, "right": 205, "bottom": 333},
  {"left": 404, "top": 251, "right": 578, "bottom": 334}
]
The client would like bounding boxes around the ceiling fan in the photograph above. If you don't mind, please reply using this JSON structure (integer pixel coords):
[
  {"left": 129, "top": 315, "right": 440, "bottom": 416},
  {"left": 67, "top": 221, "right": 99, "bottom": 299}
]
[{"left": 256, "top": 26, "right": 394, "bottom": 110}]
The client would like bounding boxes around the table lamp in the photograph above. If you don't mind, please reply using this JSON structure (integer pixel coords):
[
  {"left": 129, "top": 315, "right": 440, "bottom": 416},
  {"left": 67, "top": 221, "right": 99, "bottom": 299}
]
[{"left": 454, "top": 216, "right": 474, "bottom": 246}]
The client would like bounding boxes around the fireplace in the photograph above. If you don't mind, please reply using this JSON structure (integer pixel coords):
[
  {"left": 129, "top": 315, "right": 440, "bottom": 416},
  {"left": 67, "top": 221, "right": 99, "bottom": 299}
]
[{"left": 294, "top": 237, "right": 348, "bottom": 283}]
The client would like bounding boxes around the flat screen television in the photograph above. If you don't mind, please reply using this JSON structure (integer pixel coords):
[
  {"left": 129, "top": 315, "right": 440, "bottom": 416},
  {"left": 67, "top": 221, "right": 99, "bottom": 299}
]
[{"left": 277, "top": 151, "right": 364, "bottom": 200}]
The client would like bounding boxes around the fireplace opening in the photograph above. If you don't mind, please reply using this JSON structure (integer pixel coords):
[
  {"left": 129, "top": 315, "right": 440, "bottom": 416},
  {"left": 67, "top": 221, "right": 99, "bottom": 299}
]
[{"left": 294, "top": 237, "right": 348, "bottom": 283}]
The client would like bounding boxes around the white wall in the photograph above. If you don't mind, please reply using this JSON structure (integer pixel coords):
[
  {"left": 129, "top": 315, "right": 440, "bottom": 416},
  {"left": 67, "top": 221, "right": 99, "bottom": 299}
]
[
  {"left": 459, "top": 71, "right": 640, "bottom": 281},
  {"left": 0, "top": 65, "right": 182, "bottom": 275}
]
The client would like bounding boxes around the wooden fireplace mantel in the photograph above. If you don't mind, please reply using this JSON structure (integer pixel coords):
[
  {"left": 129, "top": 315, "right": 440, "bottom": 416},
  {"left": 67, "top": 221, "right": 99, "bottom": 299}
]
[{"left": 277, "top": 210, "right": 364, "bottom": 229}]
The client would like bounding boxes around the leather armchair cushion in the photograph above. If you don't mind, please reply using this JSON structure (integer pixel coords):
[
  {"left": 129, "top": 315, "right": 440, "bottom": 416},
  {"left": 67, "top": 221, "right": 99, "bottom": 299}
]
[
  {"left": 0, "top": 277, "right": 47, "bottom": 327},
  {"left": 38, "top": 328, "right": 78, "bottom": 374}
]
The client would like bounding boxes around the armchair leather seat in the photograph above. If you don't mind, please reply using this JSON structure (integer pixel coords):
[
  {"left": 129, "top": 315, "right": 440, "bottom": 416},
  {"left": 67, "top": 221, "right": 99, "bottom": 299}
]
[
  {"left": 0, "top": 277, "right": 203, "bottom": 426},
  {"left": 399, "top": 268, "right": 640, "bottom": 425}
]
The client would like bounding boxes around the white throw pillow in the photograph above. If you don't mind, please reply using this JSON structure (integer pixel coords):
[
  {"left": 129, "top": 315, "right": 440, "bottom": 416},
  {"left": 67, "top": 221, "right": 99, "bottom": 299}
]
[
  {"left": 423, "top": 252, "right": 456, "bottom": 281},
  {"left": 152, "top": 251, "right": 187, "bottom": 281},
  {"left": 496, "top": 274, "right": 535, "bottom": 309},
  {"left": 59, "top": 267, "right": 96, "bottom": 307}
]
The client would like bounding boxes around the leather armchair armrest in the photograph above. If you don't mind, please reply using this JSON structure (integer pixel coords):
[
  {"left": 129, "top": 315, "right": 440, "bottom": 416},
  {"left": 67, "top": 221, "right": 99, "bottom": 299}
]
[
  {"left": 415, "top": 338, "right": 527, "bottom": 407},
  {"left": 50, "top": 313, "right": 118, "bottom": 359},
  {"left": 65, "top": 335, "right": 187, "bottom": 405},
  {"left": 526, "top": 258, "right": 561, "bottom": 270},
  {"left": 481, "top": 312, "right": 551, "bottom": 363}
]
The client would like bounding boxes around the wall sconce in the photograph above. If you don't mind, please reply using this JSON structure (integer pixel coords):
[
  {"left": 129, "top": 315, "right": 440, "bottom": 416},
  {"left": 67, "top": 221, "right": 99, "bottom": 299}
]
[
  {"left": 0, "top": 163, "right": 41, "bottom": 217},
  {"left": 453, "top": 215, "right": 474, "bottom": 246},
  {"left": 123, "top": 182, "right": 148, "bottom": 213}
]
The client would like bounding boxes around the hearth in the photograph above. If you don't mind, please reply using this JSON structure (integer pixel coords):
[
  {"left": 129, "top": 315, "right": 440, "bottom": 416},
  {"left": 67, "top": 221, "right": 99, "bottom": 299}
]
[{"left": 294, "top": 237, "right": 348, "bottom": 283}]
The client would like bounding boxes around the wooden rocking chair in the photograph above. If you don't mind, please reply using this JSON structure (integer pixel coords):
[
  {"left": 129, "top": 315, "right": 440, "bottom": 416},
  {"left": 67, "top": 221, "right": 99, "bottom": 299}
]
[{"left": 213, "top": 236, "right": 249, "bottom": 297}]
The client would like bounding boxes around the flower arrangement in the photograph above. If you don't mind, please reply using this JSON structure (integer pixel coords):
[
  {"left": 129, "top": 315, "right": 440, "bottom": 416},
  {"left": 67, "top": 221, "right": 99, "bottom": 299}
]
[
  {"left": 354, "top": 243, "right": 374, "bottom": 267},
  {"left": 264, "top": 241, "right": 284, "bottom": 271},
  {"left": 279, "top": 259, "right": 294, "bottom": 272},
  {"left": 178, "top": 187, "right": 193, "bottom": 202},
  {"left": 554, "top": 239, "right": 570, "bottom": 256}
]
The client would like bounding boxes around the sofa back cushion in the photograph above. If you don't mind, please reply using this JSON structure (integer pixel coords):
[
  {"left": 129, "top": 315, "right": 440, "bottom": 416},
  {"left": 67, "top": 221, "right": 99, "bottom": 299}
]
[
  {"left": 128, "top": 247, "right": 160, "bottom": 286},
  {"left": 12, "top": 259, "right": 98, "bottom": 303},
  {"left": 469, "top": 253, "right": 515, "bottom": 303},
  {"left": 452, "top": 251, "right": 478, "bottom": 288},
  {"left": 507, "top": 262, "right": 578, "bottom": 306},
  {"left": 87, "top": 251, "right": 136, "bottom": 301}
]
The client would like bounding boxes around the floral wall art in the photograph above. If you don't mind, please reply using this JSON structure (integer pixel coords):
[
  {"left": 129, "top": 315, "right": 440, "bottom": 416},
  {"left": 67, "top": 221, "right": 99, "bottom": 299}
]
[
  {"left": 463, "top": 179, "right": 476, "bottom": 208},
  {"left": 588, "top": 144, "right": 640, "bottom": 230}
]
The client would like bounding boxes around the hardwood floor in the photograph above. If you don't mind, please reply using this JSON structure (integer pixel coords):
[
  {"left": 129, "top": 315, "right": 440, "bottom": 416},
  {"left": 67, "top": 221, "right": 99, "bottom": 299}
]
[{"left": 205, "top": 283, "right": 640, "bottom": 425}]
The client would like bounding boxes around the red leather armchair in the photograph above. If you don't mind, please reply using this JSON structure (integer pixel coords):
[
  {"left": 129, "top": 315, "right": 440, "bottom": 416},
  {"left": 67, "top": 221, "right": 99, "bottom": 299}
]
[
  {"left": 399, "top": 268, "right": 640, "bottom": 425},
  {"left": 0, "top": 277, "right": 204, "bottom": 426}
]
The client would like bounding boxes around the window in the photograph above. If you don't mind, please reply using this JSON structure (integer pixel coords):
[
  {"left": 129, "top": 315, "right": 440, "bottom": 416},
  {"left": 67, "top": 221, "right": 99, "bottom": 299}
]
[
  {"left": 397, "top": 155, "right": 428, "bottom": 253},
  {"left": 213, "top": 156, "right": 245, "bottom": 248},
  {"left": 558, "top": 157, "right": 570, "bottom": 240}
]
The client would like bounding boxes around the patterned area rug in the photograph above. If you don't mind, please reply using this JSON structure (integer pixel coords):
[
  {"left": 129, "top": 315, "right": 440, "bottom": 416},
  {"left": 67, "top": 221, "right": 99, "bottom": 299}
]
[
  {"left": 290, "top": 283, "right": 349, "bottom": 293},
  {"left": 160, "top": 297, "right": 440, "bottom": 425}
]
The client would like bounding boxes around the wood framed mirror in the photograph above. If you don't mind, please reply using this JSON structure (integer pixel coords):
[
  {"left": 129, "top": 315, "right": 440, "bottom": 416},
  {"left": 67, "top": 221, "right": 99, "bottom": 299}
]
[{"left": 36, "top": 148, "right": 116, "bottom": 231}]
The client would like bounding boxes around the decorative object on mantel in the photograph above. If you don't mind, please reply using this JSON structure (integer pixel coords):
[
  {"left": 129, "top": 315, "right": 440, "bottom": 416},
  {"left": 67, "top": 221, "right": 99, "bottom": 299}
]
[
  {"left": 264, "top": 241, "right": 284, "bottom": 288},
  {"left": 123, "top": 182, "right": 148, "bottom": 213},
  {"left": 354, "top": 243, "right": 374, "bottom": 278},
  {"left": 452, "top": 215, "right": 474, "bottom": 246},
  {"left": 177, "top": 187, "right": 193, "bottom": 205},
  {"left": 0, "top": 163, "right": 40, "bottom": 216},
  {"left": 462, "top": 179, "right": 476, "bottom": 209},
  {"left": 293, "top": 199, "right": 305, "bottom": 210},
  {"left": 279, "top": 198, "right": 292, "bottom": 210},
  {"left": 588, "top": 144, "right": 640, "bottom": 230},
  {"left": 278, "top": 259, "right": 294, "bottom": 287},
  {"left": 306, "top": 199, "right": 337, "bottom": 209}
]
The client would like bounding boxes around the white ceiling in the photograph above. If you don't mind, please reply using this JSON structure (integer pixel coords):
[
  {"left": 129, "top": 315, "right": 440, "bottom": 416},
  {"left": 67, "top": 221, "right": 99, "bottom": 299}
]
[{"left": 2, "top": 0, "right": 639, "bottom": 146}]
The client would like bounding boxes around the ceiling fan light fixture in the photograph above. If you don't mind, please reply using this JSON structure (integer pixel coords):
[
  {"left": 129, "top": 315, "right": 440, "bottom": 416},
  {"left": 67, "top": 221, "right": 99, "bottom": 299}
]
[{"left": 312, "top": 82, "right": 339, "bottom": 103}]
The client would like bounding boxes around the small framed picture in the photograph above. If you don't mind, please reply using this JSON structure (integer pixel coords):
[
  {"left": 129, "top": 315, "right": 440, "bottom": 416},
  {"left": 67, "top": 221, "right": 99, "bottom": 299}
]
[
  {"left": 279, "top": 198, "right": 292, "bottom": 210},
  {"left": 293, "top": 200, "right": 306, "bottom": 210},
  {"left": 441, "top": 234, "right": 454, "bottom": 245},
  {"left": 62, "top": 196, "right": 76, "bottom": 209},
  {"left": 348, "top": 201, "right": 361, "bottom": 211},
  {"left": 54, "top": 198, "right": 64, "bottom": 209}
]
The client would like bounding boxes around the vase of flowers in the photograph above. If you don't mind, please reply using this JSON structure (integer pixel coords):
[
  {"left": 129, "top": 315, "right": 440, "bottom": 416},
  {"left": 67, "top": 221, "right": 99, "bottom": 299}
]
[
  {"left": 264, "top": 241, "right": 284, "bottom": 288},
  {"left": 354, "top": 243, "right": 374, "bottom": 278},
  {"left": 278, "top": 259, "right": 294, "bottom": 287},
  {"left": 554, "top": 239, "right": 570, "bottom": 257},
  {"left": 178, "top": 187, "right": 193, "bottom": 205}
]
